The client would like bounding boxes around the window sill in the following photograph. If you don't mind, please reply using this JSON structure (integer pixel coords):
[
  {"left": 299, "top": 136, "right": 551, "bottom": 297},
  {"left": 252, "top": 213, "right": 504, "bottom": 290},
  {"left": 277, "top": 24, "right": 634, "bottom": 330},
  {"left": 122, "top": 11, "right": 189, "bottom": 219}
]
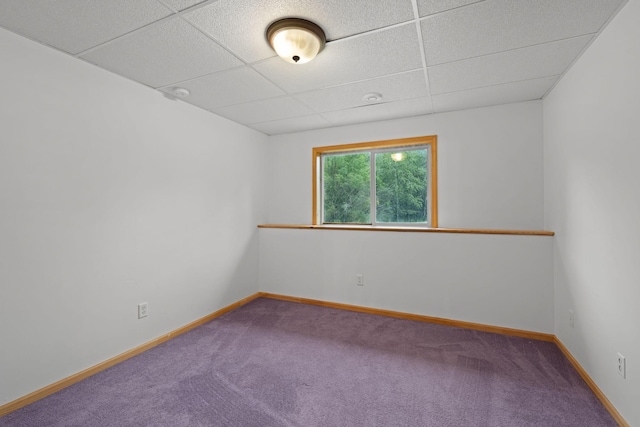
[{"left": 257, "top": 224, "right": 554, "bottom": 237}]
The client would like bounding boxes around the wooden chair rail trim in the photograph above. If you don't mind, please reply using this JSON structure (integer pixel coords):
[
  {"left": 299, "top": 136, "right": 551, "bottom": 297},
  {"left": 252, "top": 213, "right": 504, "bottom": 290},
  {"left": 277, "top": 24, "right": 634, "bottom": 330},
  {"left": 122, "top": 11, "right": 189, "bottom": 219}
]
[{"left": 258, "top": 224, "right": 555, "bottom": 236}]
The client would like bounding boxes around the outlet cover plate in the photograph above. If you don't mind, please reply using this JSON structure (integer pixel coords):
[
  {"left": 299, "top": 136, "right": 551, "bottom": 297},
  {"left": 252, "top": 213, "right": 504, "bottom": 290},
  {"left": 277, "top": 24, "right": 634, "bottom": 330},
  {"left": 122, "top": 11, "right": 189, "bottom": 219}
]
[
  {"left": 138, "top": 302, "right": 148, "bottom": 319},
  {"left": 617, "top": 353, "right": 626, "bottom": 378},
  {"left": 568, "top": 310, "right": 574, "bottom": 328}
]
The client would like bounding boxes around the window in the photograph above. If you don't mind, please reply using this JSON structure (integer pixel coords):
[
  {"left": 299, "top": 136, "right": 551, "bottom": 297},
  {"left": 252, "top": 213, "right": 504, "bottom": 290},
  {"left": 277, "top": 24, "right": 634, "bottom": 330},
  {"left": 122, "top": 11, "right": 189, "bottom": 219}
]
[{"left": 312, "top": 136, "right": 437, "bottom": 227}]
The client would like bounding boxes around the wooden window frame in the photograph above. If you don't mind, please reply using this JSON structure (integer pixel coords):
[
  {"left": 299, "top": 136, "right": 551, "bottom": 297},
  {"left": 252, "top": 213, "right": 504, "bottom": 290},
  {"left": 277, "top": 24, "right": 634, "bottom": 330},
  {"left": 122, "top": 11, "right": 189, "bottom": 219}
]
[{"left": 312, "top": 135, "right": 438, "bottom": 227}]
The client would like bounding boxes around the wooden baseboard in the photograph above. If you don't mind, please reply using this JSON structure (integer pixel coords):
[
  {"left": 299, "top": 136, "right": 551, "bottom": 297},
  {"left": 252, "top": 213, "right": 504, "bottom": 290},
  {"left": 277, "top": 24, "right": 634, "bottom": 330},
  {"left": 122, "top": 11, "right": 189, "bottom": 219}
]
[
  {"left": 258, "top": 292, "right": 555, "bottom": 342},
  {"left": 0, "top": 292, "right": 261, "bottom": 417},
  {"left": 259, "top": 292, "right": 628, "bottom": 426},
  {"left": 554, "top": 338, "right": 629, "bottom": 427},
  {"left": 2, "top": 291, "right": 628, "bottom": 427}
]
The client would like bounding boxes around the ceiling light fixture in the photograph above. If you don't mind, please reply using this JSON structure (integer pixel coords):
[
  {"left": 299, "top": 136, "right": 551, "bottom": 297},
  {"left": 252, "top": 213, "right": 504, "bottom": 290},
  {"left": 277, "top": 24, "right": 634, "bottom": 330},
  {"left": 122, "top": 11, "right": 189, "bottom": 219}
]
[
  {"left": 171, "top": 87, "right": 190, "bottom": 98},
  {"left": 363, "top": 92, "right": 383, "bottom": 103},
  {"left": 266, "top": 18, "right": 326, "bottom": 64}
]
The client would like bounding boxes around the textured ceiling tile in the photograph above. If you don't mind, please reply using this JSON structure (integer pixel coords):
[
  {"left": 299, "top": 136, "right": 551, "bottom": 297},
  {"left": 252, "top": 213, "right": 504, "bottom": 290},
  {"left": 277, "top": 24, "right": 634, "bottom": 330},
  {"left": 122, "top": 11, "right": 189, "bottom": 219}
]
[
  {"left": 428, "top": 35, "right": 592, "bottom": 95},
  {"left": 80, "top": 18, "right": 243, "bottom": 88},
  {"left": 253, "top": 24, "right": 423, "bottom": 93},
  {"left": 294, "top": 70, "right": 428, "bottom": 113},
  {"left": 159, "top": 0, "right": 206, "bottom": 12},
  {"left": 159, "top": 66, "right": 285, "bottom": 110},
  {"left": 249, "top": 115, "right": 333, "bottom": 135},
  {"left": 416, "top": 0, "right": 484, "bottom": 17},
  {"left": 431, "top": 76, "right": 557, "bottom": 113},
  {"left": 421, "top": 0, "right": 624, "bottom": 65},
  {"left": 0, "top": 0, "right": 172, "bottom": 54},
  {"left": 321, "top": 97, "right": 432, "bottom": 127},
  {"left": 0, "top": 0, "right": 627, "bottom": 131},
  {"left": 212, "top": 96, "right": 315, "bottom": 124},
  {"left": 0, "top": 0, "right": 171, "bottom": 54},
  {"left": 183, "top": 0, "right": 414, "bottom": 63}
]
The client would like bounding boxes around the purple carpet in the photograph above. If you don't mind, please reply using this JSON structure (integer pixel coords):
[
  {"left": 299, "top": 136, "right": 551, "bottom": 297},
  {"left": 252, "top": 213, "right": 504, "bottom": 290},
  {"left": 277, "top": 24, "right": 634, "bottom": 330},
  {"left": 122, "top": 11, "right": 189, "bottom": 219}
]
[{"left": 1, "top": 298, "right": 615, "bottom": 426}]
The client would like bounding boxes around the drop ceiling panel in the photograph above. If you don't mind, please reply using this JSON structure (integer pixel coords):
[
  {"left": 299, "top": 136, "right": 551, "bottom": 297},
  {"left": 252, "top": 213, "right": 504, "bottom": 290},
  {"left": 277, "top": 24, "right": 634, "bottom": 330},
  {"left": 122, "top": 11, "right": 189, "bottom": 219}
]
[
  {"left": 416, "top": 0, "right": 484, "bottom": 17},
  {"left": 432, "top": 76, "right": 557, "bottom": 113},
  {"left": 0, "top": 0, "right": 628, "bottom": 135},
  {"left": 428, "top": 35, "right": 592, "bottom": 95},
  {"left": 294, "top": 70, "right": 428, "bottom": 113},
  {"left": 322, "top": 97, "right": 432, "bottom": 127},
  {"left": 0, "top": 0, "right": 172, "bottom": 55},
  {"left": 183, "top": 0, "right": 415, "bottom": 63},
  {"left": 213, "top": 96, "right": 315, "bottom": 125},
  {"left": 421, "top": 0, "right": 624, "bottom": 66},
  {"left": 254, "top": 24, "right": 423, "bottom": 94},
  {"left": 159, "top": 66, "right": 285, "bottom": 110},
  {"left": 80, "top": 18, "right": 243, "bottom": 88},
  {"left": 249, "top": 115, "right": 333, "bottom": 135}
]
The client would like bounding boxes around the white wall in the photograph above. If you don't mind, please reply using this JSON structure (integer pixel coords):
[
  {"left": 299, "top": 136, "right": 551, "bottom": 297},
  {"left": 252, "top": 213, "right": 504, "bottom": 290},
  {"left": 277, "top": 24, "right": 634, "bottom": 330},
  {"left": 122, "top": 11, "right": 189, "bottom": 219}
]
[
  {"left": 0, "top": 28, "right": 267, "bottom": 405},
  {"left": 262, "top": 101, "right": 552, "bottom": 334},
  {"left": 10, "top": 0, "right": 638, "bottom": 418},
  {"left": 268, "top": 101, "right": 544, "bottom": 230},
  {"left": 543, "top": 0, "right": 640, "bottom": 424},
  {"left": 259, "top": 228, "right": 554, "bottom": 333}
]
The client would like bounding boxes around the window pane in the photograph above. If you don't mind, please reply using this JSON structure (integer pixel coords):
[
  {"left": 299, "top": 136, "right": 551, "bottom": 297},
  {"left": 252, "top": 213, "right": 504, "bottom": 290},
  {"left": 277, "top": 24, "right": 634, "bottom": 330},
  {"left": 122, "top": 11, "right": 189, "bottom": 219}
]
[
  {"left": 323, "top": 152, "right": 371, "bottom": 223},
  {"left": 375, "top": 149, "right": 427, "bottom": 223}
]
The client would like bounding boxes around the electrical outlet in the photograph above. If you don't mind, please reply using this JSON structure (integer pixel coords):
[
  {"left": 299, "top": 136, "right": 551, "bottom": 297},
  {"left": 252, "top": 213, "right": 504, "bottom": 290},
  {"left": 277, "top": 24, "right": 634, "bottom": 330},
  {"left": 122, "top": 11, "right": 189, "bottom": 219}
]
[
  {"left": 617, "top": 353, "right": 626, "bottom": 379},
  {"left": 568, "top": 310, "right": 574, "bottom": 328},
  {"left": 356, "top": 274, "right": 364, "bottom": 286},
  {"left": 138, "top": 302, "right": 148, "bottom": 319}
]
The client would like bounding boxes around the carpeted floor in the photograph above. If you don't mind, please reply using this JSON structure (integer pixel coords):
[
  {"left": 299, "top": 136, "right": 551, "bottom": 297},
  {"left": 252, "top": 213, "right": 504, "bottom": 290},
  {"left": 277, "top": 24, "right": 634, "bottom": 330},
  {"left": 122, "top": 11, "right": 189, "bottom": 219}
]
[{"left": 0, "top": 298, "right": 616, "bottom": 426}]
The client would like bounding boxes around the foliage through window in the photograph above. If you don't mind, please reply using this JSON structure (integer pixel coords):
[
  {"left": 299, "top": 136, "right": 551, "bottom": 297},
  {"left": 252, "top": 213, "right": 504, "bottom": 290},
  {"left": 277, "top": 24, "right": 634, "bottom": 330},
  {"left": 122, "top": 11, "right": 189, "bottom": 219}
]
[{"left": 312, "top": 136, "right": 437, "bottom": 227}]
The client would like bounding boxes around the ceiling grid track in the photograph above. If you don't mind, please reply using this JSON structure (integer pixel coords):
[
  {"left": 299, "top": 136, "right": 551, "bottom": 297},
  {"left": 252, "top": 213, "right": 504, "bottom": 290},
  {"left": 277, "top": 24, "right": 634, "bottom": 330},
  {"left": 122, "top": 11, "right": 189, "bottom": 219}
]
[
  {"left": 411, "top": 0, "right": 434, "bottom": 114},
  {"left": 0, "top": 0, "right": 628, "bottom": 134}
]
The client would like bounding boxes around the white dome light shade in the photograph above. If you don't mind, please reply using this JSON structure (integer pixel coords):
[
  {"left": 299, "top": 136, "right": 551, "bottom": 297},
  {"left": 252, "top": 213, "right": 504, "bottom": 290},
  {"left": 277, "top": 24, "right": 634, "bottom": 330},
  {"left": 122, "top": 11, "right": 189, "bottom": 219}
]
[{"left": 267, "top": 18, "right": 326, "bottom": 64}]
